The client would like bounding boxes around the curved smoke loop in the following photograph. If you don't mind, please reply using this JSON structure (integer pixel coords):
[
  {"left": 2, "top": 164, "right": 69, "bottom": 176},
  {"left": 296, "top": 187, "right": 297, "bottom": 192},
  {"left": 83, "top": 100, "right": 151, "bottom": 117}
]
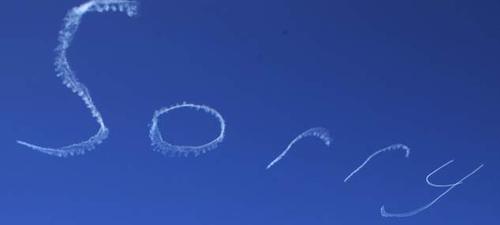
[
  {"left": 17, "top": 0, "right": 139, "bottom": 157},
  {"left": 380, "top": 160, "right": 484, "bottom": 217},
  {"left": 426, "top": 159, "right": 463, "bottom": 188},
  {"left": 149, "top": 102, "right": 226, "bottom": 157}
]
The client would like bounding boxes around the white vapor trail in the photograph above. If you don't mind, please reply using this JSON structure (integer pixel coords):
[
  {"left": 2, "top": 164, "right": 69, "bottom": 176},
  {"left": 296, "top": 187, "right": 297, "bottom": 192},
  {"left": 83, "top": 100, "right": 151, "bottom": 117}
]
[
  {"left": 266, "top": 127, "right": 332, "bottom": 169},
  {"left": 426, "top": 159, "right": 462, "bottom": 188},
  {"left": 344, "top": 144, "right": 410, "bottom": 183},
  {"left": 17, "top": 0, "right": 139, "bottom": 157},
  {"left": 380, "top": 160, "right": 484, "bottom": 218},
  {"left": 149, "top": 102, "right": 226, "bottom": 157}
]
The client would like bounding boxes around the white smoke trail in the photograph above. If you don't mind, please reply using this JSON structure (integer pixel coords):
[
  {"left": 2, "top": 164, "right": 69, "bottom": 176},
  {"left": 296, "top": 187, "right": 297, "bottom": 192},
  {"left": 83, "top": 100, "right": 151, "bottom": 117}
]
[
  {"left": 266, "top": 127, "right": 332, "bottom": 169},
  {"left": 17, "top": 0, "right": 139, "bottom": 157},
  {"left": 426, "top": 159, "right": 463, "bottom": 188},
  {"left": 344, "top": 144, "right": 410, "bottom": 183},
  {"left": 380, "top": 161, "right": 484, "bottom": 218},
  {"left": 149, "top": 102, "right": 226, "bottom": 157}
]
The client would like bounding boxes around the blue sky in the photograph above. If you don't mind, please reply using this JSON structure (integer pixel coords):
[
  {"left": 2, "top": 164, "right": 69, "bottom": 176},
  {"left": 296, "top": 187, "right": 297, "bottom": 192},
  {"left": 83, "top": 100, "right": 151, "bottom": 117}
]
[{"left": 1, "top": 0, "right": 499, "bottom": 224}]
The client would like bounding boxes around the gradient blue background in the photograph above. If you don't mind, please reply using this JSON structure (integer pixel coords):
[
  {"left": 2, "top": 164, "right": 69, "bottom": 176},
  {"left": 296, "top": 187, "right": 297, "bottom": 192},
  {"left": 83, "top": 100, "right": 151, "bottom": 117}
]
[{"left": 1, "top": 0, "right": 499, "bottom": 224}]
